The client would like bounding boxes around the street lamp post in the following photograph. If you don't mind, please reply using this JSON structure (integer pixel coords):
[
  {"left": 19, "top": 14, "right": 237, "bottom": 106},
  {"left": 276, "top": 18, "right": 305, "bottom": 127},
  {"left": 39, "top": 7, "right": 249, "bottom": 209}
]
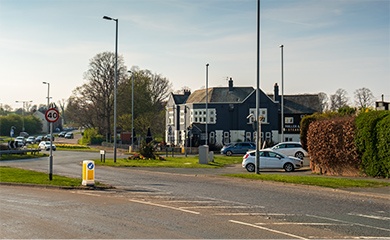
[
  {"left": 128, "top": 70, "right": 134, "bottom": 152},
  {"left": 15, "top": 100, "right": 32, "bottom": 132},
  {"left": 255, "top": 0, "right": 261, "bottom": 174},
  {"left": 103, "top": 15, "right": 119, "bottom": 163},
  {"left": 42, "top": 82, "right": 50, "bottom": 133},
  {"left": 205, "top": 63, "right": 209, "bottom": 146},
  {"left": 280, "top": 44, "right": 284, "bottom": 143}
]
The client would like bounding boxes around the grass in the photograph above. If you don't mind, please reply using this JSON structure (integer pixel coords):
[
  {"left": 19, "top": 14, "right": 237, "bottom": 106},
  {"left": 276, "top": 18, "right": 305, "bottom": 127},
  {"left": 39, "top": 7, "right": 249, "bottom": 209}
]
[
  {"left": 223, "top": 173, "right": 390, "bottom": 189},
  {"left": 0, "top": 152, "right": 48, "bottom": 161},
  {"left": 0, "top": 166, "right": 86, "bottom": 187},
  {"left": 94, "top": 156, "right": 243, "bottom": 168}
]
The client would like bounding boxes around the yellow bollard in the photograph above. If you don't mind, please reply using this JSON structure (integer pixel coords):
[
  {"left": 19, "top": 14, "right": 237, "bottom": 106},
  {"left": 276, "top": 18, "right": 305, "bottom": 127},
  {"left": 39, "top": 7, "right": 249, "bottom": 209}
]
[{"left": 82, "top": 160, "right": 95, "bottom": 186}]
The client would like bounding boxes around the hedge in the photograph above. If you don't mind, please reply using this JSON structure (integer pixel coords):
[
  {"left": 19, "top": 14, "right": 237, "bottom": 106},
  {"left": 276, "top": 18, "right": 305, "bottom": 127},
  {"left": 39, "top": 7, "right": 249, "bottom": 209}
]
[
  {"left": 307, "top": 117, "right": 360, "bottom": 176},
  {"left": 355, "top": 111, "right": 390, "bottom": 178}
]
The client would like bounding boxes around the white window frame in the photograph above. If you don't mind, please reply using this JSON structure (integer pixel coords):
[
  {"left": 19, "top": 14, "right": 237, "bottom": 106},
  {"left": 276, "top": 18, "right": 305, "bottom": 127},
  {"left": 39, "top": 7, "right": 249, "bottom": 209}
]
[
  {"left": 249, "top": 108, "right": 268, "bottom": 123},
  {"left": 285, "top": 117, "right": 293, "bottom": 124}
]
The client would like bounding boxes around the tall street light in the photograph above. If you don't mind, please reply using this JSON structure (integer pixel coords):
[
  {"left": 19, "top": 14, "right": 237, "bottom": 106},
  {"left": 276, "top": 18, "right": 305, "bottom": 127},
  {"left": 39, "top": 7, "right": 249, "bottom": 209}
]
[
  {"left": 280, "top": 44, "right": 284, "bottom": 143},
  {"left": 103, "top": 15, "right": 118, "bottom": 163},
  {"left": 205, "top": 63, "right": 209, "bottom": 146},
  {"left": 255, "top": 0, "right": 261, "bottom": 174},
  {"left": 42, "top": 82, "right": 50, "bottom": 133},
  {"left": 15, "top": 100, "right": 32, "bottom": 132},
  {"left": 128, "top": 70, "right": 134, "bottom": 152}
]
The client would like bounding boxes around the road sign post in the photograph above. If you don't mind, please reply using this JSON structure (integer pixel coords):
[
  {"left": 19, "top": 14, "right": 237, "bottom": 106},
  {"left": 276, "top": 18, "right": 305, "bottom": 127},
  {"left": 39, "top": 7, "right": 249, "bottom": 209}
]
[{"left": 45, "top": 108, "right": 59, "bottom": 181}]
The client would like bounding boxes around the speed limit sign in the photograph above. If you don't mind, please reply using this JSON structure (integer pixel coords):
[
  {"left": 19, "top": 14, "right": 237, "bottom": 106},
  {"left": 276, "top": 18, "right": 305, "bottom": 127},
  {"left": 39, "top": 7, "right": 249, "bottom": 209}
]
[{"left": 45, "top": 108, "right": 60, "bottom": 123}]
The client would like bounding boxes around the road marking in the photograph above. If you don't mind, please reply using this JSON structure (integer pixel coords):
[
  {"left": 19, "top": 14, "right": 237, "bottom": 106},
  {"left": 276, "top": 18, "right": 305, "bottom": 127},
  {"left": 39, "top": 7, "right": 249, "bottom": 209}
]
[
  {"left": 256, "top": 222, "right": 350, "bottom": 226},
  {"left": 215, "top": 213, "right": 295, "bottom": 216},
  {"left": 129, "top": 199, "right": 200, "bottom": 215},
  {"left": 307, "top": 214, "right": 390, "bottom": 232},
  {"left": 229, "top": 220, "right": 307, "bottom": 239},
  {"left": 181, "top": 205, "right": 264, "bottom": 209},
  {"left": 164, "top": 200, "right": 217, "bottom": 203},
  {"left": 348, "top": 213, "right": 390, "bottom": 221}
]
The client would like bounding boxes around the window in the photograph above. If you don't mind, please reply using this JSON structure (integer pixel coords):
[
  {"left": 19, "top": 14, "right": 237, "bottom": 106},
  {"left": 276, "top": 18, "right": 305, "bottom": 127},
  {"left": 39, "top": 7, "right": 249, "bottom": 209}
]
[
  {"left": 190, "top": 108, "right": 216, "bottom": 124},
  {"left": 285, "top": 117, "right": 293, "bottom": 124},
  {"left": 224, "top": 132, "right": 230, "bottom": 144},
  {"left": 249, "top": 108, "right": 268, "bottom": 123},
  {"left": 209, "top": 132, "right": 215, "bottom": 144}
]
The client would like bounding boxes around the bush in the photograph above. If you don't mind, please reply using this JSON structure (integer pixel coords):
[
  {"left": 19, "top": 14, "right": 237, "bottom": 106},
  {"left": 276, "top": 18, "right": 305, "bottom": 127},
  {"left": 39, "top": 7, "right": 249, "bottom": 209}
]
[
  {"left": 139, "top": 141, "right": 157, "bottom": 159},
  {"left": 355, "top": 111, "right": 390, "bottom": 178},
  {"left": 307, "top": 117, "right": 360, "bottom": 176},
  {"left": 81, "top": 128, "right": 105, "bottom": 145}
]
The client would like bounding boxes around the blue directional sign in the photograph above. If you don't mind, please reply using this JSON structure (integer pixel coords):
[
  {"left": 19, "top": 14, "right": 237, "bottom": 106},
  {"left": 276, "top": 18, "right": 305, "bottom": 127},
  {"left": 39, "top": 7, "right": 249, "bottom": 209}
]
[
  {"left": 10, "top": 128, "right": 14, "bottom": 137},
  {"left": 87, "top": 162, "right": 94, "bottom": 170}
]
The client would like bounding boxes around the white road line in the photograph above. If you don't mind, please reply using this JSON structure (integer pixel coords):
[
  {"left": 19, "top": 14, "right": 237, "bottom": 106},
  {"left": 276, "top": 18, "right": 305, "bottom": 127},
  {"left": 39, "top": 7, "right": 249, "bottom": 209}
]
[
  {"left": 181, "top": 205, "right": 264, "bottom": 209},
  {"left": 256, "top": 222, "right": 350, "bottom": 226},
  {"left": 307, "top": 214, "right": 390, "bottom": 232},
  {"left": 348, "top": 213, "right": 390, "bottom": 221},
  {"left": 229, "top": 220, "right": 307, "bottom": 240},
  {"left": 128, "top": 199, "right": 200, "bottom": 215},
  {"left": 214, "top": 213, "right": 295, "bottom": 216},
  {"left": 164, "top": 200, "right": 217, "bottom": 203}
]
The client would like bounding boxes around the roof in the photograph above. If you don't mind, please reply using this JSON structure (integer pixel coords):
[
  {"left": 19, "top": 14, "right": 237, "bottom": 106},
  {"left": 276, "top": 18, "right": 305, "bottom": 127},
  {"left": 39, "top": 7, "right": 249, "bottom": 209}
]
[
  {"left": 269, "top": 94, "right": 321, "bottom": 114},
  {"left": 186, "top": 87, "right": 254, "bottom": 103}
]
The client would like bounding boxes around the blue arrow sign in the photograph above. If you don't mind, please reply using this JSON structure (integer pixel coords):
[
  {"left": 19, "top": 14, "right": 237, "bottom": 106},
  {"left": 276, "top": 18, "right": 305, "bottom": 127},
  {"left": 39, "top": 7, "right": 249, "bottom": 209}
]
[{"left": 87, "top": 162, "right": 94, "bottom": 170}]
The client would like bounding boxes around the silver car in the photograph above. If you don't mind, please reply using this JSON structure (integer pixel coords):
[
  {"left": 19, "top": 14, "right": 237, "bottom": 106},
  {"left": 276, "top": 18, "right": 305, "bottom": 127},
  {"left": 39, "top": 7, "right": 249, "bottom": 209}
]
[
  {"left": 269, "top": 142, "right": 308, "bottom": 159},
  {"left": 242, "top": 149, "right": 303, "bottom": 172}
]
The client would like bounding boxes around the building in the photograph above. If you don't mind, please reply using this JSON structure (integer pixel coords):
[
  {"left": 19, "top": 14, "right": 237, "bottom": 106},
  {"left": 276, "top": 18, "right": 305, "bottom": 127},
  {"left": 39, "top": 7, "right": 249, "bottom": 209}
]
[
  {"left": 166, "top": 78, "right": 320, "bottom": 147},
  {"left": 375, "top": 95, "right": 389, "bottom": 111}
]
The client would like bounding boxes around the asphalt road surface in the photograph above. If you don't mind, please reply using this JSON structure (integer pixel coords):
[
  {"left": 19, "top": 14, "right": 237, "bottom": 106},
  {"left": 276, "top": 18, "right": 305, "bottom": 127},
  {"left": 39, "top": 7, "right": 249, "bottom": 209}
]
[{"left": 1, "top": 151, "right": 389, "bottom": 239}]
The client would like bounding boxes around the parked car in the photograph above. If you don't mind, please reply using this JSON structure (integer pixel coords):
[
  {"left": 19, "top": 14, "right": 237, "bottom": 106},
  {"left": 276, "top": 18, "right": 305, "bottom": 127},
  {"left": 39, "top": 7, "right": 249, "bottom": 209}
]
[
  {"left": 15, "top": 136, "right": 26, "bottom": 146},
  {"left": 25, "top": 136, "right": 36, "bottom": 144},
  {"left": 44, "top": 134, "right": 54, "bottom": 141},
  {"left": 35, "top": 135, "right": 44, "bottom": 143},
  {"left": 39, "top": 141, "right": 56, "bottom": 151},
  {"left": 221, "top": 142, "right": 256, "bottom": 156},
  {"left": 58, "top": 131, "right": 67, "bottom": 137},
  {"left": 19, "top": 132, "right": 29, "bottom": 138},
  {"left": 269, "top": 142, "right": 308, "bottom": 159},
  {"left": 64, "top": 132, "right": 74, "bottom": 139},
  {"left": 242, "top": 149, "right": 303, "bottom": 172}
]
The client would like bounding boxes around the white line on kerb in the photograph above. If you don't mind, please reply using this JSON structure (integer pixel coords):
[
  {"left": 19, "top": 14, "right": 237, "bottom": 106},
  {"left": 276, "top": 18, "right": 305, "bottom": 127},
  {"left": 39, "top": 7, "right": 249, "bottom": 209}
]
[
  {"left": 128, "top": 199, "right": 200, "bottom": 215},
  {"left": 229, "top": 220, "right": 307, "bottom": 240}
]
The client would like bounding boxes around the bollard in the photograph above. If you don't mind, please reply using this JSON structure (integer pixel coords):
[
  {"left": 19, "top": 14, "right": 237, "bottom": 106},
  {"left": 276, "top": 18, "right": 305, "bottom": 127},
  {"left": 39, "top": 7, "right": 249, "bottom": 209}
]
[
  {"left": 82, "top": 160, "right": 95, "bottom": 186},
  {"left": 100, "top": 150, "right": 106, "bottom": 163}
]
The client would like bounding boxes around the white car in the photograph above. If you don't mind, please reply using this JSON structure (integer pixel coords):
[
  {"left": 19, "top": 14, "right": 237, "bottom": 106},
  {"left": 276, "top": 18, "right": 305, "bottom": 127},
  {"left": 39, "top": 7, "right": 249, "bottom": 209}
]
[
  {"left": 269, "top": 142, "right": 308, "bottom": 159},
  {"left": 39, "top": 141, "right": 56, "bottom": 151},
  {"left": 242, "top": 149, "right": 303, "bottom": 172}
]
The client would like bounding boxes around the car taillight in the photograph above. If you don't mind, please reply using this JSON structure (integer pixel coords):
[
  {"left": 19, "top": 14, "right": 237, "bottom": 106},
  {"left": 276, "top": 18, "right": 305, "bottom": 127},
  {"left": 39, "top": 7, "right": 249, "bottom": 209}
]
[{"left": 243, "top": 154, "right": 249, "bottom": 159}]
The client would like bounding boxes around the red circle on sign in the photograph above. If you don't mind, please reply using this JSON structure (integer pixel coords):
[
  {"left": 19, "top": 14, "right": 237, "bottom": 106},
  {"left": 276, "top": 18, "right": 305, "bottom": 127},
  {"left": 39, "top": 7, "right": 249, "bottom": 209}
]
[{"left": 45, "top": 108, "right": 60, "bottom": 123}]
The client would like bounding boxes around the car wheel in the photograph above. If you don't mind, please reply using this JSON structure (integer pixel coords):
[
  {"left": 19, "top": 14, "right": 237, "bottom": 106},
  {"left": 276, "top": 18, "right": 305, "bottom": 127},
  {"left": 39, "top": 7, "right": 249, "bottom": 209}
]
[
  {"left": 284, "top": 163, "right": 294, "bottom": 172},
  {"left": 226, "top": 151, "right": 233, "bottom": 156},
  {"left": 295, "top": 151, "right": 304, "bottom": 159},
  {"left": 246, "top": 163, "right": 255, "bottom": 172}
]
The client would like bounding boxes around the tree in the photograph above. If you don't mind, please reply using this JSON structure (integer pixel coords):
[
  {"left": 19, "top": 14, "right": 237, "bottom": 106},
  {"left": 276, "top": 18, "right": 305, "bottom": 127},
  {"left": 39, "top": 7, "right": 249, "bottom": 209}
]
[
  {"left": 330, "top": 88, "right": 349, "bottom": 111},
  {"left": 57, "top": 99, "right": 67, "bottom": 125},
  {"left": 354, "top": 87, "right": 374, "bottom": 108},
  {"left": 66, "top": 52, "right": 127, "bottom": 139},
  {"left": 318, "top": 92, "right": 329, "bottom": 112}
]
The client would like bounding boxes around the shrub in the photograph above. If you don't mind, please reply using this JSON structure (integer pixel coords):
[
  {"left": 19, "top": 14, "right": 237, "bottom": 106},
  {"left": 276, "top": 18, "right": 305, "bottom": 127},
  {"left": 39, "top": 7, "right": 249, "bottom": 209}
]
[
  {"left": 307, "top": 117, "right": 360, "bottom": 176},
  {"left": 355, "top": 111, "right": 390, "bottom": 178},
  {"left": 139, "top": 141, "right": 156, "bottom": 159},
  {"left": 81, "top": 128, "right": 105, "bottom": 145}
]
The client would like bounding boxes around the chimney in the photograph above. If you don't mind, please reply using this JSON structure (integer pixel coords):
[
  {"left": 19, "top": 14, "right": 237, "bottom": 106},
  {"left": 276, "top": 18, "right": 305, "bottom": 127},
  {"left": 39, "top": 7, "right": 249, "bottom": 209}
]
[
  {"left": 274, "top": 83, "right": 280, "bottom": 102},
  {"left": 184, "top": 89, "right": 191, "bottom": 96},
  {"left": 228, "top": 77, "right": 233, "bottom": 92}
]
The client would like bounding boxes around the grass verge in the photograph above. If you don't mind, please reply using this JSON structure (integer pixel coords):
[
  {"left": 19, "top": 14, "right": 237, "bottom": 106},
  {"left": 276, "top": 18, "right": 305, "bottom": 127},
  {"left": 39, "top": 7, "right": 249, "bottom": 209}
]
[
  {"left": 94, "top": 156, "right": 242, "bottom": 168},
  {"left": 0, "top": 166, "right": 105, "bottom": 187},
  {"left": 223, "top": 173, "right": 390, "bottom": 189},
  {"left": 0, "top": 152, "right": 48, "bottom": 161}
]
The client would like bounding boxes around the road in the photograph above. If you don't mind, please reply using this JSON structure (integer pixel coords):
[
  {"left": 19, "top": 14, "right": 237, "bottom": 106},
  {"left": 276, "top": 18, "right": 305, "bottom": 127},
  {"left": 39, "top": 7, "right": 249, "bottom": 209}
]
[{"left": 1, "top": 150, "right": 389, "bottom": 239}]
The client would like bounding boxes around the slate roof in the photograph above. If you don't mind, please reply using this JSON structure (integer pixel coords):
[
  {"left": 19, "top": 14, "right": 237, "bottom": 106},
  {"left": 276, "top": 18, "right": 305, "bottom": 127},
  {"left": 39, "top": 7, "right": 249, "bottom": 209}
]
[
  {"left": 185, "top": 87, "right": 254, "bottom": 103},
  {"left": 269, "top": 94, "right": 321, "bottom": 114}
]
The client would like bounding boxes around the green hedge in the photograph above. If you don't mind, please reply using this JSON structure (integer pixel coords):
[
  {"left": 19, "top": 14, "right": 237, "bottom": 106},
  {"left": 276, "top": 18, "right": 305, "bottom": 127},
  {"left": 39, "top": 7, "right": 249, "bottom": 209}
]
[{"left": 355, "top": 111, "right": 390, "bottom": 178}]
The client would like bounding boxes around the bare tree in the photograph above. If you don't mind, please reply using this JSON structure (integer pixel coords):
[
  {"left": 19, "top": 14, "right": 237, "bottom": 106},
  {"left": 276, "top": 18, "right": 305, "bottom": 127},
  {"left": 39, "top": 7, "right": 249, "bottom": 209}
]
[
  {"left": 67, "top": 52, "right": 127, "bottom": 138},
  {"left": 354, "top": 87, "right": 374, "bottom": 108},
  {"left": 330, "top": 88, "right": 349, "bottom": 111},
  {"left": 318, "top": 92, "right": 329, "bottom": 112}
]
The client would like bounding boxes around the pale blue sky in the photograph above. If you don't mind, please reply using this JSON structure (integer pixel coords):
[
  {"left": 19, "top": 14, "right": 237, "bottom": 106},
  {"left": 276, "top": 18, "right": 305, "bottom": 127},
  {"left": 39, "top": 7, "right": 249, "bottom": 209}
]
[{"left": 1, "top": 0, "right": 389, "bottom": 109}]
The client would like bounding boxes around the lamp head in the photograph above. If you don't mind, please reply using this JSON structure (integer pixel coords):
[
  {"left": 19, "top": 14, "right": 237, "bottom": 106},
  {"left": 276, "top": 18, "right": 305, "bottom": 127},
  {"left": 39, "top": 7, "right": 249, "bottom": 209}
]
[
  {"left": 280, "top": 44, "right": 284, "bottom": 48},
  {"left": 103, "top": 16, "right": 112, "bottom": 20}
]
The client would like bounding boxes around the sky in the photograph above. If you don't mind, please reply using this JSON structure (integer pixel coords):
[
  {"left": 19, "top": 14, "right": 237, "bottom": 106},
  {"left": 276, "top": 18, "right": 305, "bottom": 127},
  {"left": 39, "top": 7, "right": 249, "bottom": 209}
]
[{"left": 1, "top": 0, "right": 389, "bottom": 110}]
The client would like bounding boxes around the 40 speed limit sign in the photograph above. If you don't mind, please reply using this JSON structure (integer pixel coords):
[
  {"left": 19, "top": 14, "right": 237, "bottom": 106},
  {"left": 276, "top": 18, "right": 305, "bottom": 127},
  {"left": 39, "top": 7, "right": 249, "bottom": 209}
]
[{"left": 45, "top": 108, "right": 60, "bottom": 123}]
